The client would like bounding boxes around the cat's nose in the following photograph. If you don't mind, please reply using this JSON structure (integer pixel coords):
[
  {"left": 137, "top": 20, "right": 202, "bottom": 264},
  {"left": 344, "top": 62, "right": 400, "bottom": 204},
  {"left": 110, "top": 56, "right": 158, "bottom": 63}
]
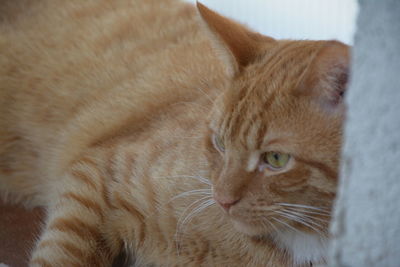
[{"left": 215, "top": 196, "right": 240, "bottom": 212}]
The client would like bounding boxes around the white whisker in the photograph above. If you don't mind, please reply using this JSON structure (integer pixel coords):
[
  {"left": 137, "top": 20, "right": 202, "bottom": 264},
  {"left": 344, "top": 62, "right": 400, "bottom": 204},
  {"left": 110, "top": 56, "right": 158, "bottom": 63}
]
[
  {"left": 175, "top": 196, "right": 212, "bottom": 246},
  {"left": 274, "top": 211, "right": 324, "bottom": 236},
  {"left": 263, "top": 217, "right": 280, "bottom": 234},
  {"left": 152, "top": 174, "right": 212, "bottom": 185},
  {"left": 276, "top": 203, "right": 330, "bottom": 212},
  {"left": 254, "top": 206, "right": 278, "bottom": 212},
  {"left": 282, "top": 206, "right": 331, "bottom": 216},
  {"left": 175, "top": 197, "right": 215, "bottom": 255},
  {"left": 276, "top": 210, "right": 323, "bottom": 227},
  {"left": 196, "top": 87, "right": 221, "bottom": 113},
  {"left": 171, "top": 135, "right": 204, "bottom": 139},
  {"left": 171, "top": 189, "right": 212, "bottom": 201},
  {"left": 271, "top": 217, "right": 302, "bottom": 235},
  {"left": 179, "top": 199, "right": 215, "bottom": 231},
  {"left": 176, "top": 196, "right": 213, "bottom": 228},
  {"left": 281, "top": 209, "right": 330, "bottom": 223},
  {"left": 145, "top": 188, "right": 212, "bottom": 220}
]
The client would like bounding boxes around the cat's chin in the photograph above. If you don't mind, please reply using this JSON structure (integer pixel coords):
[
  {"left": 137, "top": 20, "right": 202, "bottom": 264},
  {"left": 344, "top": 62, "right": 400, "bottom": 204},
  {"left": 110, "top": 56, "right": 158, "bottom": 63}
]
[
  {"left": 232, "top": 220, "right": 328, "bottom": 265},
  {"left": 231, "top": 220, "right": 271, "bottom": 237}
]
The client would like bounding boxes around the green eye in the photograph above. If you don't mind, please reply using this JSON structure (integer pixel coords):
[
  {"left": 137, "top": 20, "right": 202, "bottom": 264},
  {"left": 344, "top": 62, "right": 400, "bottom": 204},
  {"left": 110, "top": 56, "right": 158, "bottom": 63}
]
[
  {"left": 213, "top": 134, "right": 225, "bottom": 152},
  {"left": 262, "top": 151, "right": 290, "bottom": 170}
]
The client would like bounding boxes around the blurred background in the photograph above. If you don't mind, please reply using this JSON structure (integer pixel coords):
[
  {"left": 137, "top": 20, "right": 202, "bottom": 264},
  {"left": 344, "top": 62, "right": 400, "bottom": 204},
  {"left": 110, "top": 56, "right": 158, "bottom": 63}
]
[{"left": 184, "top": 0, "right": 358, "bottom": 44}]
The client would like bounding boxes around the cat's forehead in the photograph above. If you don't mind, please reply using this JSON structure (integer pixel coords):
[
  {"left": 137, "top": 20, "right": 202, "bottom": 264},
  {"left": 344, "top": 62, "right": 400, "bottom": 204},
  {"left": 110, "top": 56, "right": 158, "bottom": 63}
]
[
  {"left": 246, "top": 42, "right": 323, "bottom": 90},
  {"left": 216, "top": 92, "right": 335, "bottom": 152},
  {"left": 219, "top": 42, "right": 324, "bottom": 112}
]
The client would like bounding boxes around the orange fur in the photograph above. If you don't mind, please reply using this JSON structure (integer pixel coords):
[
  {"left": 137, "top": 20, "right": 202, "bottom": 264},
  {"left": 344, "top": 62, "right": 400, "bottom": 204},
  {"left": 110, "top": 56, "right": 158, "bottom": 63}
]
[{"left": 0, "top": 0, "right": 350, "bottom": 266}]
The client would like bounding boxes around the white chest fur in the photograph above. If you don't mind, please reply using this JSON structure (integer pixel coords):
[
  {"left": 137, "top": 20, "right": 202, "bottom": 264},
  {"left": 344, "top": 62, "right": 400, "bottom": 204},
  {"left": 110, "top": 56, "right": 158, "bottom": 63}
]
[{"left": 272, "top": 231, "right": 328, "bottom": 266}]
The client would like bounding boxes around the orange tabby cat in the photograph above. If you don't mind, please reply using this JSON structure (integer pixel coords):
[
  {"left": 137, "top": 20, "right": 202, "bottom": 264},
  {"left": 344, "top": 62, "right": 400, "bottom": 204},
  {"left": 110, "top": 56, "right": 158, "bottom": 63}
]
[{"left": 0, "top": 0, "right": 350, "bottom": 266}]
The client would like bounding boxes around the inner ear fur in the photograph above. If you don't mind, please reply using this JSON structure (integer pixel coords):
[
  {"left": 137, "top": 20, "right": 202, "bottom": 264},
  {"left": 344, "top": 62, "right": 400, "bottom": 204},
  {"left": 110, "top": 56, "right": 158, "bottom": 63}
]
[
  {"left": 196, "top": 2, "right": 275, "bottom": 76},
  {"left": 301, "top": 41, "right": 350, "bottom": 111}
]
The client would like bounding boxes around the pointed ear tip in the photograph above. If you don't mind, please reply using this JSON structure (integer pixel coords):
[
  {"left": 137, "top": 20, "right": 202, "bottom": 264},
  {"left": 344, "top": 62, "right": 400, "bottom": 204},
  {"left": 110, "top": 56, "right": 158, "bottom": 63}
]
[
  {"left": 196, "top": 1, "right": 206, "bottom": 11},
  {"left": 327, "top": 40, "right": 351, "bottom": 55},
  {"left": 328, "top": 39, "right": 348, "bottom": 46},
  {"left": 196, "top": 2, "right": 219, "bottom": 26},
  {"left": 317, "top": 40, "right": 350, "bottom": 68}
]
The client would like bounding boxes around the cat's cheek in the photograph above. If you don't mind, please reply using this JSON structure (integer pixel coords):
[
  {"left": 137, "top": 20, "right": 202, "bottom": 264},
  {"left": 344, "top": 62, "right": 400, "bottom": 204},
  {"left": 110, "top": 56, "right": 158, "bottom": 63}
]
[
  {"left": 207, "top": 156, "right": 224, "bottom": 184},
  {"left": 204, "top": 141, "right": 223, "bottom": 178}
]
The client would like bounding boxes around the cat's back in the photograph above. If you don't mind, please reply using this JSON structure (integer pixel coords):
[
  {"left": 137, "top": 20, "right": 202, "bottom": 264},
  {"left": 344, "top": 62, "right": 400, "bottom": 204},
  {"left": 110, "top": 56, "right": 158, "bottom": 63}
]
[
  {"left": 0, "top": 0, "right": 205, "bottom": 122},
  {"left": 0, "top": 0, "right": 223, "bottom": 204},
  {"left": 0, "top": 0, "right": 219, "bottom": 147}
]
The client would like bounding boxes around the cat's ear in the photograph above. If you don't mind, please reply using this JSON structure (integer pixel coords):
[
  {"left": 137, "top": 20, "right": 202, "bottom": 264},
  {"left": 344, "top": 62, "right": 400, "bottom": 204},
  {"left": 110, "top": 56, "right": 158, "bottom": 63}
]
[
  {"left": 302, "top": 41, "right": 350, "bottom": 112},
  {"left": 196, "top": 2, "right": 275, "bottom": 76}
]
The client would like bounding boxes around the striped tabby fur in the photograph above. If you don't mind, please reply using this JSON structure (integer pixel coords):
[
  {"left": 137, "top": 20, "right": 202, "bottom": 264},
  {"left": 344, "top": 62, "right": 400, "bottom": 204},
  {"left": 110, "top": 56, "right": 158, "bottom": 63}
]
[{"left": 0, "top": 0, "right": 349, "bottom": 266}]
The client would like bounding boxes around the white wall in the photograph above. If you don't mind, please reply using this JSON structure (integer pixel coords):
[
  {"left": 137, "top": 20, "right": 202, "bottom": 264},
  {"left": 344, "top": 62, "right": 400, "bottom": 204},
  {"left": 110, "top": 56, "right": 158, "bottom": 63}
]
[
  {"left": 329, "top": 0, "right": 400, "bottom": 266},
  {"left": 184, "top": 0, "right": 358, "bottom": 44}
]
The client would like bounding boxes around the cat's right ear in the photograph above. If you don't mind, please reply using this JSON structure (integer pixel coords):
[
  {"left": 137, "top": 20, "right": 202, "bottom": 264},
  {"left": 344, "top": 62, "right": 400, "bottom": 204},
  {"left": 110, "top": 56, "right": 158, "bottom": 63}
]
[{"left": 196, "top": 2, "right": 275, "bottom": 77}]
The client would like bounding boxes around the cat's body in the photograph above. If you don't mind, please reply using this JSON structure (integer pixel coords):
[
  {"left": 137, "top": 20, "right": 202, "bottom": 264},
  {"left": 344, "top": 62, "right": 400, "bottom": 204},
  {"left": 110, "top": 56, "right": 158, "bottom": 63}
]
[{"left": 0, "top": 0, "right": 349, "bottom": 266}]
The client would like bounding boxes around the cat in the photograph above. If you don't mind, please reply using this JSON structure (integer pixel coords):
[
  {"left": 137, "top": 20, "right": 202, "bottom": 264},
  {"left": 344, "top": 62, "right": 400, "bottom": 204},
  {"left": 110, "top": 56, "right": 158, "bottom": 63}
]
[{"left": 0, "top": 0, "right": 350, "bottom": 266}]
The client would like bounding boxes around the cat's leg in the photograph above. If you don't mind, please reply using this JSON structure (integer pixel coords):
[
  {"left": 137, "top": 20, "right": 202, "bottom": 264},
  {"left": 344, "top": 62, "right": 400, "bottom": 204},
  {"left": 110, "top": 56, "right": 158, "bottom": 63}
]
[{"left": 29, "top": 156, "right": 120, "bottom": 267}]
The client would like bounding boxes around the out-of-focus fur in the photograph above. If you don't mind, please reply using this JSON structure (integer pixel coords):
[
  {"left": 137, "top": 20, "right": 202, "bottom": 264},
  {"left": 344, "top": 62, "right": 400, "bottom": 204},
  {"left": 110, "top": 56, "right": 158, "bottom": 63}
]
[{"left": 0, "top": 0, "right": 349, "bottom": 266}]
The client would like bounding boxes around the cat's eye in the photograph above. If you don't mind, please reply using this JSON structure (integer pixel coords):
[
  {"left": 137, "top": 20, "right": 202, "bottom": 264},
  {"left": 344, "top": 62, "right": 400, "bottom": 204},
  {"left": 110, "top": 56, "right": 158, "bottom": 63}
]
[
  {"left": 262, "top": 151, "right": 290, "bottom": 170},
  {"left": 213, "top": 134, "right": 225, "bottom": 152}
]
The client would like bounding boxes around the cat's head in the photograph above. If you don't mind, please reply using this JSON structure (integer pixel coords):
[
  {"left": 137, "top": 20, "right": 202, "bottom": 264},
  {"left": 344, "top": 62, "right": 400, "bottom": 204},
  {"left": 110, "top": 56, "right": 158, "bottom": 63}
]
[{"left": 198, "top": 3, "right": 349, "bottom": 239}]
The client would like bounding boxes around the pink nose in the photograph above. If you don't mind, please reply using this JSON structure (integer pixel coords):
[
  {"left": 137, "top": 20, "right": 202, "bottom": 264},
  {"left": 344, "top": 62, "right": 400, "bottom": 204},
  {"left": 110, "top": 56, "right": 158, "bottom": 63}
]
[{"left": 215, "top": 197, "right": 240, "bottom": 211}]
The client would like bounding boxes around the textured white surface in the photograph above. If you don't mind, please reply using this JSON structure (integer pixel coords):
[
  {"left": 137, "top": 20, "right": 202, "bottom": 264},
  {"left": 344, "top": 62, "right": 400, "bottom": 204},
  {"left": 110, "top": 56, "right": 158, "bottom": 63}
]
[
  {"left": 329, "top": 0, "right": 400, "bottom": 266},
  {"left": 184, "top": 0, "right": 358, "bottom": 44}
]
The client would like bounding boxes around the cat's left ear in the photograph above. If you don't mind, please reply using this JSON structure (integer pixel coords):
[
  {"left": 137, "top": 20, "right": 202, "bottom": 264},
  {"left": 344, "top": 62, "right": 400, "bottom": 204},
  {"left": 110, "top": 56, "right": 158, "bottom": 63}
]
[
  {"left": 301, "top": 41, "right": 350, "bottom": 112},
  {"left": 196, "top": 2, "right": 275, "bottom": 76}
]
